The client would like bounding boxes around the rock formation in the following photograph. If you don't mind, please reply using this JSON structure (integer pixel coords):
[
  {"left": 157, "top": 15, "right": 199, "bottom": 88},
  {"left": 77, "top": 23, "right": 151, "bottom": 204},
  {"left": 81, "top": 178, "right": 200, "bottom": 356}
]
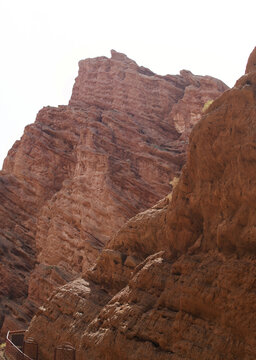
[
  {"left": 245, "top": 46, "right": 256, "bottom": 73},
  {"left": 25, "top": 48, "right": 256, "bottom": 360},
  {"left": 0, "top": 50, "right": 227, "bottom": 339}
]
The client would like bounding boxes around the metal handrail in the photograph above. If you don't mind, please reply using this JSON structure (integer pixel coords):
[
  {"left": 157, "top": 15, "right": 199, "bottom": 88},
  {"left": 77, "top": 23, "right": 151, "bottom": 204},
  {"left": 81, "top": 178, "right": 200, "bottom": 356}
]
[
  {"left": 5, "top": 330, "right": 76, "bottom": 360},
  {"left": 5, "top": 330, "right": 35, "bottom": 360}
]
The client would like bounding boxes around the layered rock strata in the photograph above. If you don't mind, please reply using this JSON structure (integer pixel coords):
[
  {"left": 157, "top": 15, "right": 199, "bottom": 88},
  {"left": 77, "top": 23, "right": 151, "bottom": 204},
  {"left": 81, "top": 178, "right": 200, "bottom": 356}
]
[
  {"left": 0, "top": 50, "right": 227, "bottom": 338},
  {"left": 27, "top": 52, "right": 227, "bottom": 309},
  {"left": 26, "top": 48, "right": 256, "bottom": 360},
  {"left": 0, "top": 110, "right": 79, "bottom": 336}
]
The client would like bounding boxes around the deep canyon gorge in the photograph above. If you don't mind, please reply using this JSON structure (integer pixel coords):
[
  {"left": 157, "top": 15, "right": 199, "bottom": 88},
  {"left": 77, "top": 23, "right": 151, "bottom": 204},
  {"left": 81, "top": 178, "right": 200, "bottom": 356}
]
[{"left": 1, "top": 47, "right": 256, "bottom": 359}]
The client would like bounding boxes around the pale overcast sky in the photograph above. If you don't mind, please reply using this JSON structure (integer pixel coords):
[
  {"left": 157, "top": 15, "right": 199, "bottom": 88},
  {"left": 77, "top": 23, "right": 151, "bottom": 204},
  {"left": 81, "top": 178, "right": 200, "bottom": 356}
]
[{"left": 0, "top": 0, "right": 255, "bottom": 167}]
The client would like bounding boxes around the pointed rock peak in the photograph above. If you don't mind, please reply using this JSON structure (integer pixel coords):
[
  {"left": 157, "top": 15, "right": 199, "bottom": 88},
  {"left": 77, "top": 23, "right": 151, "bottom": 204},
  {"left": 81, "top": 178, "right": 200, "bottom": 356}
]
[
  {"left": 245, "top": 47, "right": 256, "bottom": 73},
  {"left": 180, "top": 69, "right": 200, "bottom": 87},
  {"left": 111, "top": 49, "right": 131, "bottom": 62},
  {"left": 180, "top": 69, "right": 194, "bottom": 77}
]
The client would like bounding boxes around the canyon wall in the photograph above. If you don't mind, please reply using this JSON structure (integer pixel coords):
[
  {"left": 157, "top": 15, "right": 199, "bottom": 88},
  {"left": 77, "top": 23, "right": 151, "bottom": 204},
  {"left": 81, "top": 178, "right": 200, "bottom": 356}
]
[
  {"left": 0, "top": 50, "right": 227, "bottom": 338},
  {"left": 26, "top": 48, "right": 256, "bottom": 359}
]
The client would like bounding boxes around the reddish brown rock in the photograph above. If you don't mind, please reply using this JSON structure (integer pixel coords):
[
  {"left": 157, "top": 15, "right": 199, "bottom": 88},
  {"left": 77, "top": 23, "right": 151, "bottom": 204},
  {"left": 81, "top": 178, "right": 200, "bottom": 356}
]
[
  {"left": 25, "top": 52, "right": 226, "bottom": 311},
  {"left": 32, "top": 51, "right": 227, "bottom": 282},
  {"left": 169, "top": 69, "right": 227, "bottom": 138},
  {"left": 0, "top": 109, "right": 79, "bottom": 337},
  {"left": 0, "top": 50, "right": 227, "bottom": 339},
  {"left": 26, "top": 49, "right": 256, "bottom": 359},
  {"left": 245, "top": 46, "right": 256, "bottom": 73}
]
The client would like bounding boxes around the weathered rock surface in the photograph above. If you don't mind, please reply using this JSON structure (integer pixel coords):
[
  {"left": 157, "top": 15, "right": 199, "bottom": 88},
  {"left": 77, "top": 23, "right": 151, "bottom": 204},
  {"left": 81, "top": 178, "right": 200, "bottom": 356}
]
[
  {"left": 0, "top": 50, "right": 227, "bottom": 339},
  {"left": 28, "top": 52, "right": 227, "bottom": 306},
  {"left": 245, "top": 46, "right": 256, "bottom": 73},
  {"left": 26, "top": 49, "right": 256, "bottom": 360},
  {"left": 0, "top": 109, "right": 79, "bottom": 337}
]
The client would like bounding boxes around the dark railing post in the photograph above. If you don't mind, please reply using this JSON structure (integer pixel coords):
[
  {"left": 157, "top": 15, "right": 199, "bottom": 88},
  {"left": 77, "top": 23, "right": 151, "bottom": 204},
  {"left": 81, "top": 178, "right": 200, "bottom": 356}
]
[
  {"left": 23, "top": 337, "right": 38, "bottom": 360},
  {"left": 54, "top": 343, "right": 76, "bottom": 360},
  {"left": 5, "top": 330, "right": 37, "bottom": 360},
  {"left": 6, "top": 330, "right": 76, "bottom": 360}
]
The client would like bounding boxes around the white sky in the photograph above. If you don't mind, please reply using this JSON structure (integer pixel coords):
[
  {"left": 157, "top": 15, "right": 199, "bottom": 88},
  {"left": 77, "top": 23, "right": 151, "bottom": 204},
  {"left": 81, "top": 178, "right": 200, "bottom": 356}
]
[{"left": 0, "top": 0, "right": 255, "bottom": 168}]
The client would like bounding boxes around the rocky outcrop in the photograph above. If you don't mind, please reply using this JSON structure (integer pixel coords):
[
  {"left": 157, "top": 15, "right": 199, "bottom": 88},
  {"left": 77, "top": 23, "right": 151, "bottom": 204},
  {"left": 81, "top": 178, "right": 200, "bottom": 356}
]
[
  {"left": 28, "top": 52, "right": 227, "bottom": 306},
  {"left": 26, "top": 48, "right": 256, "bottom": 360},
  {"left": 0, "top": 108, "right": 79, "bottom": 336},
  {"left": 0, "top": 50, "right": 227, "bottom": 339},
  {"left": 169, "top": 69, "right": 227, "bottom": 138},
  {"left": 245, "top": 46, "right": 256, "bottom": 73}
]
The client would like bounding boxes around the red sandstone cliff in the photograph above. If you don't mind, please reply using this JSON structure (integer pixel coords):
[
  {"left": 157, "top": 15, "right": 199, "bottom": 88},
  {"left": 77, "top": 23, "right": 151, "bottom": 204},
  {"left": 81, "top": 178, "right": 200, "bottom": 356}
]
[
  {"left": 26, "top": 48, "right": 256, "bottom": 360},
  {"left": 0, "top": 50, "right": 227, "bottom": 339}
]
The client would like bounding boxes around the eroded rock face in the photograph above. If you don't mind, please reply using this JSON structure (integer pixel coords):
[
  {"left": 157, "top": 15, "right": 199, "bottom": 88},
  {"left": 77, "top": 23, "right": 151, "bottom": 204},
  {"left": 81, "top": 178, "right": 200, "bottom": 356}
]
[
  {"left": 245, "top": 46, "right": 256, "bottom": 73},
  {"left": 26, "top": 49, "right": 256, "bottom": 359},
  {"left": 0, "top": 50, "right": 227, "bottom": 339},
  {"left": 0, "top": 109, "right": 78, "bottom": 337}
]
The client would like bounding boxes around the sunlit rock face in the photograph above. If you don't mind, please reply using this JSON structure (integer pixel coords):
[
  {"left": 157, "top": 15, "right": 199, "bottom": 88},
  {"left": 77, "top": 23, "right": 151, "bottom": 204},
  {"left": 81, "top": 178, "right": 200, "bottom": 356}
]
[
  {"left": 26, "top": 49, "right": 256, "bottom": 360},
  {"left": 245, "top": 46, "right": 256, "bottom": 73},
  {"left": 0, "top": 50, "right": 227, "bottom": 339}
]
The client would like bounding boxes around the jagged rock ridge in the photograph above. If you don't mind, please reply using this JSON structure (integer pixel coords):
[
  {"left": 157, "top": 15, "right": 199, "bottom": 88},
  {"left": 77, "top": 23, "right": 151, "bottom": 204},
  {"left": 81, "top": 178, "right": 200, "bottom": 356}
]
[
  {"left": 26, "top": 48, "right": 256, "bottom": 360},
  {"left": 0, "top": 50, "right": 227, "bottom": 338}
]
